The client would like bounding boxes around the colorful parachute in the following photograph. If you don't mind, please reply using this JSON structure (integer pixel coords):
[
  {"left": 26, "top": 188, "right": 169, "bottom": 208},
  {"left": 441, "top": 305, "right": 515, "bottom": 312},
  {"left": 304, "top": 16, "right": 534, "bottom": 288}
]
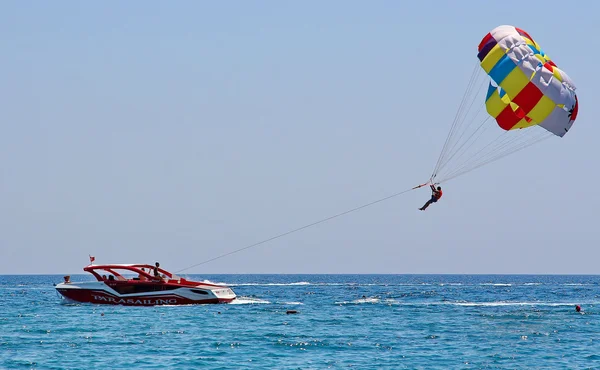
[
  {"left": 478, "top": 25, "right": 578, "bottom": 137},
  {"left": 429, "top": 25, "right": 579, "bottom": 184}
]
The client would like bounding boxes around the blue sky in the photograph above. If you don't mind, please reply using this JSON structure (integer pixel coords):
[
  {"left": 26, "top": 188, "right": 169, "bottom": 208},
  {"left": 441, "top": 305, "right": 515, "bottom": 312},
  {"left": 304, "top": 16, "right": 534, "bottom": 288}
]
[{"left": 1, "top": 1, "right": 598, "bottom": 274}]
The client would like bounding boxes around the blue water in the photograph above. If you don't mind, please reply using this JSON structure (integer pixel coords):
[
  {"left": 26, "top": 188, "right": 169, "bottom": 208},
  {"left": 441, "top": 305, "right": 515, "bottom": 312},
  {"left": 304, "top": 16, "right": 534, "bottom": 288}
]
[{"left": 2, "top": 274, "right": 600, "bottom": 369}]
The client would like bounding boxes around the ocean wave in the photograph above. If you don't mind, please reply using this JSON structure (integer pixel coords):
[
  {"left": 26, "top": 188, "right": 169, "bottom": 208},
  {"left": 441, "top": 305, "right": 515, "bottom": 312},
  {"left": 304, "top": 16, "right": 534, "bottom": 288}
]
[
  {"left": 229, "top": 297, "right": 270, "bottom": 305},
  {"left": 481, "top": 283, "right": 512, "bottom": 287},
  {"left": 335, "top": 297, "right": 381, "bottom": 305},
  {"left": 229, "top": 282, "right": 311, "bottom": 287},
  {"left": 333, "top": 299, "right": 592, "bottom": 307},
  {"left": 450, "top": 301, "right": 577, "bottom": 307}
]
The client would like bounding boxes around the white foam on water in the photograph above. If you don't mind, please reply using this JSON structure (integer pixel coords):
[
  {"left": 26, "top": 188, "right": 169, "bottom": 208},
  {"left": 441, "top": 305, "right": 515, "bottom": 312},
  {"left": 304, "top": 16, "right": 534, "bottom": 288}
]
[
  {"left": 201, "top": 280, "right": 229, "bottom": 286},
  {"left": 481, "top": 283, "right": 512, "bottom": 287},
  {"left": 450, "top": 301, "right": 578, "bottom": 307},
  {"left": 229, "top": 296, "right": 270, "bottom": 305},
  {"left": 229, "top": 282, "right": 311, "bottom": 287},
  {"left": 335, "top": 297, "right": 380, "bottom": 305}
]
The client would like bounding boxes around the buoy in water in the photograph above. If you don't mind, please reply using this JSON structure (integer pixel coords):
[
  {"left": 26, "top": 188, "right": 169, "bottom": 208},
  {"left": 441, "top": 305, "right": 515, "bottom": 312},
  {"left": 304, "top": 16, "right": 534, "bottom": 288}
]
[{"left": 576, "top": 305, "right": 581, "bottom": 312}]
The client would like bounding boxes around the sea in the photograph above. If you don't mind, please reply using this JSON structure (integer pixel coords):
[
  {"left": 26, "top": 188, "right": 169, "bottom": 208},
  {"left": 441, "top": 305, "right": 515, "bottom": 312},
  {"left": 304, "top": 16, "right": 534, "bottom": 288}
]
[{"left": 1, "top": 274, "right": 599, "bottom": 369}]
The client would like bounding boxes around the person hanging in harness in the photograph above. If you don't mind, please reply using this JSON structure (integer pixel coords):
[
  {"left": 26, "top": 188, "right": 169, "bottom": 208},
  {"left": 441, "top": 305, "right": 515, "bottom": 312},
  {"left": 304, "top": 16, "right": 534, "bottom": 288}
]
[{"left": 419, "top": 184, "right": 442, "bottom": 211}]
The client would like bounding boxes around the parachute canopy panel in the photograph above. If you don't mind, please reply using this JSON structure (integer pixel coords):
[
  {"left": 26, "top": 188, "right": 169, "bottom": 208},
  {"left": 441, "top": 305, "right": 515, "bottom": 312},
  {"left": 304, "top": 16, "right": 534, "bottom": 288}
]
[{"left": 477, "top": 25, "right": 578, "bottom": 137}]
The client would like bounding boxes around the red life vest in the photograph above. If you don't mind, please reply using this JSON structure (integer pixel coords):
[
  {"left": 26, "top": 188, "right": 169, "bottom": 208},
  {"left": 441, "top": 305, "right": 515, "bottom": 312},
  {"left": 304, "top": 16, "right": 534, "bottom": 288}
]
[{"left": 434, "top": 190, "right": 442, "bottom": 199}]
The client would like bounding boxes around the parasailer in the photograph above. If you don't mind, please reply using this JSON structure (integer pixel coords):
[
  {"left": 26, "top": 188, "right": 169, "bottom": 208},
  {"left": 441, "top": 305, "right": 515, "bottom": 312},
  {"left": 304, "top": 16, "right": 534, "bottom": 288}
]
[{"left": 419, "top": 184, "right": 442, "bottom": 211}]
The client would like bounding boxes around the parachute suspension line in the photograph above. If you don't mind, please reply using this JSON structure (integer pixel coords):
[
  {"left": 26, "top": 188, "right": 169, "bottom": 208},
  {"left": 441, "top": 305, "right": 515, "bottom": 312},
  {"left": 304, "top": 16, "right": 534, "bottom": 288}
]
[
  {"left": 436, "top": 128, "right": 554, "bottom": 183},
  {"left": 475, "top": 126, "right": 551, "bottom": 166},
  {"left": 437, "top": 71, "right": 489, "bottom": 171},
  {"left": 437, "top": 122, "right": 492, "bottom": 178},
  {"left": 438, "top": 132, "right": 553, "bottom": 184},
  {"left": 435, "top": 114, "right": 491, "bottom": 177},
  {"left": 430, "top": 60, "right": 555, "bottom": 185},
  {"left": 174, "top": 184, "right": 424, "bottom": 274},
  {"left": 437, "top": 128, "right": 513, "bottom": 181},
  {"left": 431, "top": 62, "right": 480, "bottom": 180},
  {"left": 437, "top": 119, "right": 547, "bottom": 183},
  {"left": 438, "top": 114, "right": 492, "bottom": 172},
  {"left": 430, "top": 61, "right": 481, "bottom": 182}
]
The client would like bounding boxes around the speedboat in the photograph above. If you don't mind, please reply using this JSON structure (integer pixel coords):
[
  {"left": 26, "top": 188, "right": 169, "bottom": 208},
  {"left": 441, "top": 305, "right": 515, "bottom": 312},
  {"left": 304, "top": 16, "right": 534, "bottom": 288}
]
[{"left": 55, "top": 263, "right": 236, "bottom": 306}]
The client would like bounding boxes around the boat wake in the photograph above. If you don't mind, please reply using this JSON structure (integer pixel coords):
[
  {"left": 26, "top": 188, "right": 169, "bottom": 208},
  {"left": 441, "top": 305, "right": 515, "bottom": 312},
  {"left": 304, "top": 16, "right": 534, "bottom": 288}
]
[
  {"left": 229, "top": 296, "right": 270, "bottom": 304},
  {"left": 229, "top": 282, "right": 311, "bottom": 287}
]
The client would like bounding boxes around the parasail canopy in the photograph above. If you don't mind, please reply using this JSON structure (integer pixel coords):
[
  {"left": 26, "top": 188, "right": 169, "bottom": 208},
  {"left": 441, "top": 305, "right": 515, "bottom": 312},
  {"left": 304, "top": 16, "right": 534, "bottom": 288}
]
[
  {"left": 429, "top": 25, "right": 579, "bottom": 185},
  {"left": 478, "top": 25, "right": 578, "bottom": 137}
]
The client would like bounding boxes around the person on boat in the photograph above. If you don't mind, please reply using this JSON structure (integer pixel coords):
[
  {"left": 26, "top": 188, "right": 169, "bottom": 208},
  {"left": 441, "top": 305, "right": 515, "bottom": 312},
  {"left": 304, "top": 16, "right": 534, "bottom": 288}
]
[
  {"left": 138, "top": 268, "right": 147, "bottom": 281},
  {"left": 419, "top": 184, "right": 442, "bottom": 211},
  {"left": 153, "top": 262, "right": 160, "bottom": 277}
]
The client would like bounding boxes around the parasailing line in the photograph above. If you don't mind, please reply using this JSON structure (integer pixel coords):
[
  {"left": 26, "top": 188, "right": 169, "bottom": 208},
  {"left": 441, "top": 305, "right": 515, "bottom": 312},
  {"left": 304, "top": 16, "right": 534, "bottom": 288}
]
[{"left": 175, "top": 183, "right": 428, "bottom": 273}]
